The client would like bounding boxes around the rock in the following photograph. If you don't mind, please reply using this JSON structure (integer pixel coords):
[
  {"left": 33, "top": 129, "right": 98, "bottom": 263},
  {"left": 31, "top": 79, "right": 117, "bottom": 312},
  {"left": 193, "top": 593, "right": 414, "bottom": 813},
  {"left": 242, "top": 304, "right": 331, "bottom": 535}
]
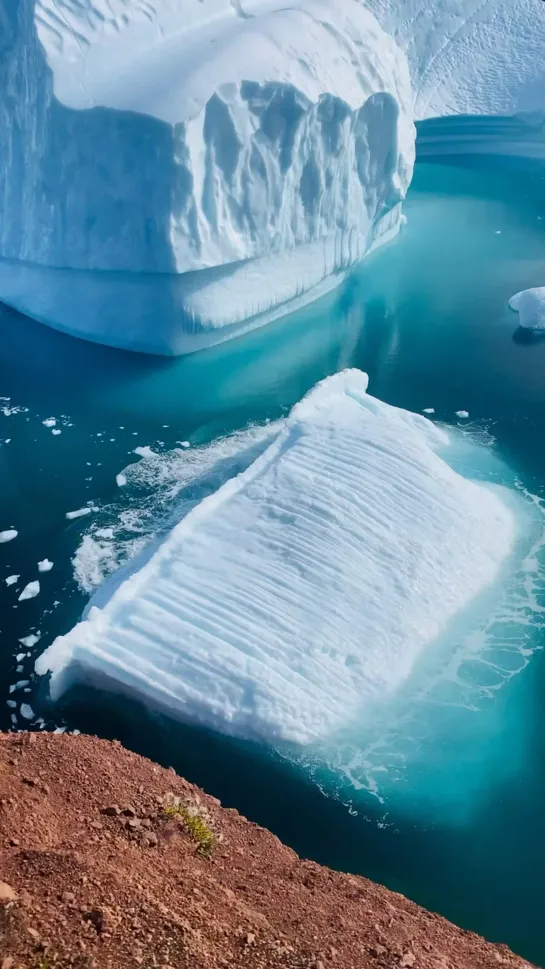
[
  {"left": 122, "top": 805, "right": 137, "bottom": 817},
  {"left": 61, "top": 891, "right": 76, "bottom": 904},
  {"left": 27, "top": 927, "right": 40, "bottom": 940},
  {"left": 2, "top": 957, "right": 15, "bottom": 969},
  {"left": 244, "top": 932, "right": 256, "bottom": 945},
  {"left": 126, "top": 817, "right": 141, "bottom": 830},
  {"left": 400, "top": 952, "right": 416, "bottom": 967},
  {"left": 140, "top": 817, "right": 152, "bottom": 829},
  {"left": 0, "top": 881, "right": 17, "bottom": 903},
  {"left": 89, "top": 820, "right": 103, "bottom": 831},
  {"left": 8, "top": 837, "right": 20, "bottom": 847},
  {"left": 101, "top": 805, "right": 120, "bottom": 817},
  {"left": 369, "top": 944, "right": 388, "bottom": 957},
  {"left": 142, "top": 832, "right": 158, "bottom": 847}
]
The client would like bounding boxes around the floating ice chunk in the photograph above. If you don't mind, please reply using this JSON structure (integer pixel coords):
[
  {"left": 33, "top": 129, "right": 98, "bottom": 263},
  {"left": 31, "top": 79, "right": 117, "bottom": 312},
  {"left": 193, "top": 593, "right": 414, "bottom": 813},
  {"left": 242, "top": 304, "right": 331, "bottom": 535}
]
[
  {"left": 15, "top": 653, "right": 25, "bottom": 663},
  {"left": 38, "top": 559, "right": 53, "bottom": 573},
  {"left": 133, "top": 446, "right": 155, "bottom": 459},
  {"left": 509, "top": 288, "right": 545, "bottom": 330},
  {"left": 19, "top": 632, "right": 41, "bottom": 648},
  {"left": 423, "top": 408, "right": 435, "bottom": 415},
  {"left": 178, "top": 442, "right": 191, "bottom": 449},
  {"left": 19, "top": 704, "right": 34, "bottom": 721},
  {"left": 456, "top": 411, "right": 469, "bottom": 419},
  {"left": 42, "top": 418, "right": 56, "bottom": 427},
  {"left": 0, "top": 530, "right": 17, "bottom": 543},
  {"left": 5, "top": 575, "right": 19, "bottom": 586},
  {"left": 66, "top": 507, "right": 92, "bottom": 520},
  {"left": 37, "top": 371, "right": 520, "bottom": 746},
  {"left": 52, "top": 429, "right": 62, "bottom": 436},
  {"left": 18, "top": 581, "right": 40, "bottom": 602},
  {"left": 11, "top": 680, "right": 29, "bottom": 692},
  {"left": 116, "top": 473, "right": 127, "bottom": 487},
  {"left": 6, "top": 700, "right": 16, "bottom": 709}
]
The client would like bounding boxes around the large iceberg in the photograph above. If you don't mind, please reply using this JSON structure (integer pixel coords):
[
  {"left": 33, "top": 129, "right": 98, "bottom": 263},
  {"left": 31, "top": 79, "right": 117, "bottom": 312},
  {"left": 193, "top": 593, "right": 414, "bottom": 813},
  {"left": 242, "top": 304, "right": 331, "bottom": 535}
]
[
  {"left": 0, "top": 0, "right": 414, "bottom": 354},
  {"left": 36, "top": 370, "right": 520, "bottom": 745}
]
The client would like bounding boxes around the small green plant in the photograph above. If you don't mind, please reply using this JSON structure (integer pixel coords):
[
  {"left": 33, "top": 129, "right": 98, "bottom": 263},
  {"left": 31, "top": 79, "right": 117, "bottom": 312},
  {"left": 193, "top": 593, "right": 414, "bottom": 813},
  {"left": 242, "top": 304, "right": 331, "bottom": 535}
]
[{"left": 163, "top": 795, "right": 216, "bottom": 857}]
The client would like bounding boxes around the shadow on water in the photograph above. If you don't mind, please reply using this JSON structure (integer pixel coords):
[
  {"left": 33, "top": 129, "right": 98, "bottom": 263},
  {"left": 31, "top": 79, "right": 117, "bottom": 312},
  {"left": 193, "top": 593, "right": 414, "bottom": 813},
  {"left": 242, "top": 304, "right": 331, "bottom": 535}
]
[{"left": 512, "top": 326, "right": 545, "bottom": 344}]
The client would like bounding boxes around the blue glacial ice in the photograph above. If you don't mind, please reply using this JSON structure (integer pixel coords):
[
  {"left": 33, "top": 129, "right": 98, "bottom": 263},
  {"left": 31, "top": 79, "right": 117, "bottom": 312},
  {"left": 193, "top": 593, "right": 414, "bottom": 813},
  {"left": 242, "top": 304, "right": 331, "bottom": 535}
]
[
  {"left": 0, "top": 0, "right": 414, "bottom": 354},
  {"left": 36, "top": 370, "right": 526, "bottom": 746},
  {"left": 509, "top": 287, "right": 545, "bottom": 330}
]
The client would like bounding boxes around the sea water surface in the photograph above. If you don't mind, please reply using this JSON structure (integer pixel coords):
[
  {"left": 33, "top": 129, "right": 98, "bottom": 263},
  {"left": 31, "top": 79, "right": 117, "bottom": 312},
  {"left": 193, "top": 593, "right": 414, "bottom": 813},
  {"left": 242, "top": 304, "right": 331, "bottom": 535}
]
[{"left": 2, "top": 155, "right": 545, "bottom": 963}]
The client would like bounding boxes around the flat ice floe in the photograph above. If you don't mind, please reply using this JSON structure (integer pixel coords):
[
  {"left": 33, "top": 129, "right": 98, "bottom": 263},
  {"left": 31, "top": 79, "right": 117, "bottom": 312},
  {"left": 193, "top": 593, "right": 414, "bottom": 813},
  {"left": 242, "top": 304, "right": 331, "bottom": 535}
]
[{"left": 36, "top": 370, "right": 519, "bottom": 745}]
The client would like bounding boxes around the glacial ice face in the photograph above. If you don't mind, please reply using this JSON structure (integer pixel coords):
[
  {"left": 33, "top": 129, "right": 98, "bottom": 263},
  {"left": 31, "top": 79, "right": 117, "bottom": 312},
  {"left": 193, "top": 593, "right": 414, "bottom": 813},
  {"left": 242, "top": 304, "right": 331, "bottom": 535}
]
[
  {"left": 0, "top": 0, "right": 414, "bottom": 353},
  {"left": 36, "top": 370, "right": 520, "bottom": 745}
]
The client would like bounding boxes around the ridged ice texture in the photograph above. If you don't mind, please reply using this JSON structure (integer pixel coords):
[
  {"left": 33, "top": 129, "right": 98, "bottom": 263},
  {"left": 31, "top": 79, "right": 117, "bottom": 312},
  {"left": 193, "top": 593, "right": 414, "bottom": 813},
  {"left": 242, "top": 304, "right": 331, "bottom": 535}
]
[
  {"left": 0, "top": 0, "right": 414, "bottom": 274},
  {"left": 36, "top": 370, "right": 518, "bottom": 745},
  {"left": 365, "top": 0, "right": 545, "bottom": 120}
]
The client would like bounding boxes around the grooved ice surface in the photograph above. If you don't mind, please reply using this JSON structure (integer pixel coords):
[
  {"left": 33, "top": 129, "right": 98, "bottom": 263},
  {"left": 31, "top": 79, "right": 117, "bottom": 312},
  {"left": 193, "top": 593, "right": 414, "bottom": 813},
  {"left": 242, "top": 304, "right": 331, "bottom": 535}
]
[
  {"left": 365, "top": 0, "right": 545, "bottom": 119},
  {"left": 0, "top": 0, "right": 414, "bottom": 353},
  {"left": 36, "top": 371, "right": 518, "bottom": 745}
]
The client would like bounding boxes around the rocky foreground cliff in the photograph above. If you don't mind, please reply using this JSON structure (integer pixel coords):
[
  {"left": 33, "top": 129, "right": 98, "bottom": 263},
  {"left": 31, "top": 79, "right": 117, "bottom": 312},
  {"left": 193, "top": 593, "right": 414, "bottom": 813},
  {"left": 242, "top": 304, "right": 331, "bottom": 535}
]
[{"left": 0, "top": 733, "right": 535, "bottom": 969}]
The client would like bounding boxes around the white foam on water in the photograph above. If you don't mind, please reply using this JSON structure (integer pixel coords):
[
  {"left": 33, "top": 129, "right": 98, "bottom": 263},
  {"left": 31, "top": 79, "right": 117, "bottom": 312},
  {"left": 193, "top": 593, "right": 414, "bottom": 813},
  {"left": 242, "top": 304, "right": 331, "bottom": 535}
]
[
  {"left": 37, "top": 372, "right": 526, "bottom": 748},
  {"left": 72, "top": 421, "right": 281, "bottom": 595}
]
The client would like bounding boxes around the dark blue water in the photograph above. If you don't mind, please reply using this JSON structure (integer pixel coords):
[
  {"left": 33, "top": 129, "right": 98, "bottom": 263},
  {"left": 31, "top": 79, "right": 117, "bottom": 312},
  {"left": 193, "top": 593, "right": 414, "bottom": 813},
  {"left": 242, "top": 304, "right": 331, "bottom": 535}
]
[{"left": 2, "top": 155, "right": 545, "bottom": 963}]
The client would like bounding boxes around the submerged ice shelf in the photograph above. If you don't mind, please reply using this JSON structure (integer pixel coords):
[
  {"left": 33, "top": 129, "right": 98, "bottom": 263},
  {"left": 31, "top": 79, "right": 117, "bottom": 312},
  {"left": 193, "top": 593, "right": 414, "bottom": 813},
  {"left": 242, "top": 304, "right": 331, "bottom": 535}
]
[{"left": 36, "top": 370, "right": 522, "bottom": 745}]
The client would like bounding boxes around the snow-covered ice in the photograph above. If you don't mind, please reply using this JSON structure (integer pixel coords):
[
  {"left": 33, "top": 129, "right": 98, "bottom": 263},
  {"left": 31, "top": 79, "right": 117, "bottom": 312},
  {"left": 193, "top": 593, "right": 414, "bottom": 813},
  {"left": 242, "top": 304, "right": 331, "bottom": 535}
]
[
  {"left": 509, "top": 287, "right": 545, "bottom": 330},
  {"left": 0, "top": 0, "right": 414, "bottom": 354},
  {"left": 37, "top": 559, "right": 53, "bottom": 573},
  {"left": 18, "top": 581, "right": 40, "bottom": 602},
  {"left": 0, "top": 530, "right": 18, "bottom": 543},
  {"left": 366, "top": 0, "right": 545, "bottom": 120},
  {"left": 36, "top": 370, "right": 521, "bottom": 745},
  {"left": 5, "top": 575, "right": 19, "bottom": 586},
  {"left": 66, "top": 508, "right": 93, "bottom": 521}
]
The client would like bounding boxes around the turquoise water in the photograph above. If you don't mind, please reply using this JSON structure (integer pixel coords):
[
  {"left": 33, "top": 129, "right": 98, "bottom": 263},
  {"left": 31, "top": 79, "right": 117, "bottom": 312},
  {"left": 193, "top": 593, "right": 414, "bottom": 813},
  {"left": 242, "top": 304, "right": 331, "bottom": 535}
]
[{"left": 2, "top": 156, "right": 545, "bottom": 962}]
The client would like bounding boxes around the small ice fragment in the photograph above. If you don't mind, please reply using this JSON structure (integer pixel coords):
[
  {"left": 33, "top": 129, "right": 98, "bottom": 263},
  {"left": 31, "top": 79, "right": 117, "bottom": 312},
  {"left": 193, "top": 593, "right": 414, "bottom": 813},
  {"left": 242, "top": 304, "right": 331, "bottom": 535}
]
[
  {"left": 13, "top": 680, "right": 29, "bottom": 690},
  {"left": 178, "top": 441, "right": 191, "bottom": 449},
  {"left": 15, "top": 653, "right": 24, "bottom": 662},
  {"left": 456, "top": 410, "right": 469, "bottom": 419},
  {"left": 5, "top": 575, "right": 19, "bottom": 586},
  {"left": 423, "top": 408, "right": 435, "bottom": 415},
  {"left": 52, "top": 429, "right": 62, "bottom": 436},
  {"left": 18, "top": 581, "right": 40, "bottom": 601},
  {"left": 38, "top": 559, "right": 53, "bottom": 573},
  {"left": 134, "top": 446, "right": 155, "bottom": 458},
  {"left": 10, "top": 714, "right": 17, "bottom": 725},
  {"left": 66, "top": 507, "right": 92, "bottom": 520},
  {"left": 54, "top": 726, "right": 67, "bottom": 734},
  {"left": 42, "top": 418, "right": 56, "bottom": 427},
  {"left": 20, "top": 703, "right": 34, "bottom": 720},
  {"left": 7, "top": 700, "right": 16, "bottom": 709},
  {"left": 495, "top": 230, "right": 502, "bottom": 235},
  {"left": 116, "top": 473, "right": 127, "bottom": 487},
  {"left": 16, "top": 665, "right": 23, "bottom": 673},
  {"left": 72, "top": 729, "right": 81, "bottom": 736},
  {"left": 0, "top": 530, "right": 17, "bottom": 543},
  {"left": 4, "top": 439, "right": 10, "bottom": 444},
  {"left": 19, "top": 632, "right": 41, "bottom": 648}
]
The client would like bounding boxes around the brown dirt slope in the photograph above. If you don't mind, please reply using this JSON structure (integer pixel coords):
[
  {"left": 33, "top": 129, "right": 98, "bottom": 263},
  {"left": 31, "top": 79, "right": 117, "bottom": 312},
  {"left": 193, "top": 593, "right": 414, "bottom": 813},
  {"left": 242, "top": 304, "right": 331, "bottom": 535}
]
[{"left": 0, "top": 732, "right": 535, "bottom": 969}]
